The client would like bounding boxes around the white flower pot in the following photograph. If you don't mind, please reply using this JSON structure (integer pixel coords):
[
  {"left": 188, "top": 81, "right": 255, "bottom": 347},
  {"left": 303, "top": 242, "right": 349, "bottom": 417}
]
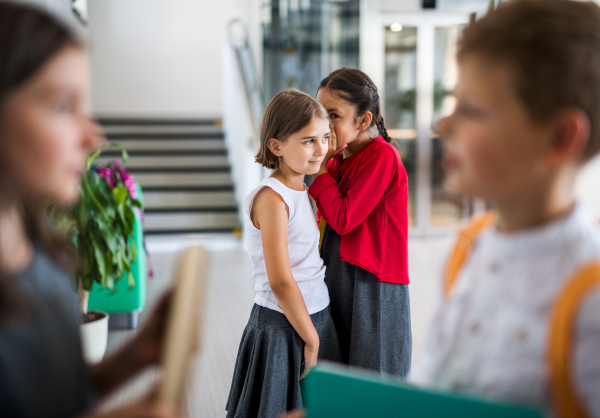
[{"left": 80, "top": 310, "right": 109, "bottom": 364}]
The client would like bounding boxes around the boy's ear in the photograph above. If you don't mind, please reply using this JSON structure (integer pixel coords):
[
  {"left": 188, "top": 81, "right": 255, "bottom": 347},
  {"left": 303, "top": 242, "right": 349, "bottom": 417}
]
[
  {"left": 357, "top": 111, "right": 373, "bottom": 132},
  {"left": 546, "top": 108, "right": 590, "bottom": 166},
  {"left": 267, "top": 138, "right": 282, "bottom": 157}
]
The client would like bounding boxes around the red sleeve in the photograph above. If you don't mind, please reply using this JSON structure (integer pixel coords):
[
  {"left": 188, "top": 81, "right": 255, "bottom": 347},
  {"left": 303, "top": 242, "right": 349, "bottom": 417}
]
[{"left": 308, "top": 145, "right": 399, "bottom": 235}]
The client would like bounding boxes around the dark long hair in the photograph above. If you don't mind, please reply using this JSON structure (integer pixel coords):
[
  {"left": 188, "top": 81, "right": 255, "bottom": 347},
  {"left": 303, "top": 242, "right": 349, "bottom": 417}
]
[
  {"left": 0, "top": 2, "right": 82, "bottom": 320},
  {"left": 318, "top": 68, "right": 392, "bottom": 143}
]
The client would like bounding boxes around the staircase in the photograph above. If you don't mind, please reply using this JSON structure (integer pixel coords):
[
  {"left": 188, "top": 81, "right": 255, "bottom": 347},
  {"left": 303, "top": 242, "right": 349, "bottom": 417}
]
[{"left": 96, "top": 118, "right": 241, "bottom": 235}]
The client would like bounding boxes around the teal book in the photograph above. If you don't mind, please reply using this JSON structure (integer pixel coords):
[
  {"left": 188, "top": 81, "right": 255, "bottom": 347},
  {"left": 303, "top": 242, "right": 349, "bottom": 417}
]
[{"left": 303, "top": 363, "right": 543, "bottom": 418}]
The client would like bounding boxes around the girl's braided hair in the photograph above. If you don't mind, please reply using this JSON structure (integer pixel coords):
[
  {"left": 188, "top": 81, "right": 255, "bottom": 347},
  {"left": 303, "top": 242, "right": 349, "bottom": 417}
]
[{"left": 318, "top": 68, "right": 392, "bottom": 143}]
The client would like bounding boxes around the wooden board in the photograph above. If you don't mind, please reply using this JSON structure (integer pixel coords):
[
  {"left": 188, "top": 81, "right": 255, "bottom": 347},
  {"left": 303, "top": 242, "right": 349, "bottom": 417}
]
[
  {"left": 158, "top": 246, "right": 208, "bottom": 407},
  {"left": 303, "top": 362, "right": 543, "bottom": 418}
]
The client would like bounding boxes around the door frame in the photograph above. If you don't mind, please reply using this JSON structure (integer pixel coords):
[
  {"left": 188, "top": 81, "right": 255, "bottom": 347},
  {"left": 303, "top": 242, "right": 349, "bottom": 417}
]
[{"left": 361, "top": 9, "right": 472, "bottom": 237}]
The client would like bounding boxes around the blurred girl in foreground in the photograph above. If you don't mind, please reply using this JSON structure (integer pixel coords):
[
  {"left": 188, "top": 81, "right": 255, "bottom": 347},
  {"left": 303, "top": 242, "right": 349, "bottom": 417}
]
[{"left": 0, "top": 2, "right": 180, "bottom": 417}]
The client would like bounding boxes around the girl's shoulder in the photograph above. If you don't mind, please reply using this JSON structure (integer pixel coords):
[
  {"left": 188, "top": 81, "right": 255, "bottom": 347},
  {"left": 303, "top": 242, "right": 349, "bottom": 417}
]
[
  {"left": 245, "top": 178, "right": 295, "bottom": 220},
  {"left": 357, "top": 138, "right": 405, "bottom": 174},
  {"left": 364, "top": 137, "right": 401, "bottom": 162}
]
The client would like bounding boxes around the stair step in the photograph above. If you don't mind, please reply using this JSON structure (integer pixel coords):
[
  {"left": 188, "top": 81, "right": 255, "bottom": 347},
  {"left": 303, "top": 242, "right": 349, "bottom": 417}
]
[
  {"left": 105, "top": 139, "right": 225, "bottom": 152},
  {"left": 96, "top": 117, "right": 239, "bottom": 236},
  {"left": 105, "top": 132, "right": 224, "bottom": 140},
  {"left": 145, "top": 206, "right": 237, "bottom": 213},
  {"left": 143, "top": 186, "right": 234, "bottom": 192},
  {"left": 143, "top": 190, "right": 236, "bottom": 209},
  {"left": 101, "top": 149, "right": 227, "bottom": 157},
  {"left": 97, "top": 117, "right": 220, "bottom": 126},
  {"left": 127, "top": 167, "right": 230, "bottom": 173},
  {"left": 102, "top": 125, "right": 223, "bottom": 136},
  {"left": 143, "top": 212, "right": 239, "bottom": 233},
  {"left": 95, "top": 155, "right": 229, "bottom": 168},
  {"left": 133, "top": 172, "right": 233, "bottom": 188}
]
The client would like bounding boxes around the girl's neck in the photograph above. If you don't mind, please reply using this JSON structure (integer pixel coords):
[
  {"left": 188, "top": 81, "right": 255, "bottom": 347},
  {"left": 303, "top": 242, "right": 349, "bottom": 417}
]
[
  {"left": 0, "top": 203, "right": 33, "bottom": 273},
  {"left": 271, "top": 165, "right": 306, "bottom": 192},
  {"left": 343, "top": 131, "right": 375, "bottom": 159},
  {"left": 494, "top": 170, "right": 577, "bottom": 233}
]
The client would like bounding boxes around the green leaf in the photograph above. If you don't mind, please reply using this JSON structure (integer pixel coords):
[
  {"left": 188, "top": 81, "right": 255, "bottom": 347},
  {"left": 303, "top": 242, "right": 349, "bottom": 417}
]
[
  {"left": 106, "top": 142, "right": 129, "bottom": 164},
  {"left": 127, "top": 272, "right": 135, "bottom": 290},
  {"left": 86, "top": 148, "right": 103, "bottom": 170},
  {"left": 113, "top": 184, "right": 128, "bottom": 205},
  {"left": 82, "top": 274, "right": 94, "bottom": 291},
  {"left": 92, "top": 239, "right": 106, "bottom": 284},
  {"left": 106, "top": 274, "right": 114, "bottom": 291}
]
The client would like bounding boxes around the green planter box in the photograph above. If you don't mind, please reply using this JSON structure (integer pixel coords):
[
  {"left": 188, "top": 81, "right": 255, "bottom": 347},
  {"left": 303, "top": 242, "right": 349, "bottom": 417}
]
[
  {"left": 303, "top": 363, "right": 543, "bottom": 418},
  {"left": 88, "top": 185, "right": 146, "bottom": 316}
]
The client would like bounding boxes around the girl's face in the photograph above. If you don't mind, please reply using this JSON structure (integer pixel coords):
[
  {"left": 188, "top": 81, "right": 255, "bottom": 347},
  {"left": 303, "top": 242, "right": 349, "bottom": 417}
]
[
  {"left": 274, "top": 117, "right": 330, "bottom": 176},
  {"left": 316, "top": 88, "right": 364, "bottom": 148},
  {"left": 0, "top": 47, "right": 99, "bottom": 206}
]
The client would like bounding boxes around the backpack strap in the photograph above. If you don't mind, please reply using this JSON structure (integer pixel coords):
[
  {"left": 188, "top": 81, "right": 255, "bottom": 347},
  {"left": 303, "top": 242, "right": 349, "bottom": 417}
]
[
  {"left": 444, "top": 212, "right": 497, "bottom": 296},
  {"left": 548, "top": 261, "right": 600, "bottom": 418}
]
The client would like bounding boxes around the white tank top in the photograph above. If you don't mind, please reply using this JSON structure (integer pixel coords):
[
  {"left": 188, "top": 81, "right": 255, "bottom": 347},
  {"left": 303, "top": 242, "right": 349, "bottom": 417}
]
[{"left": 244, "top": 177, "right": 330, "bottom": 315}]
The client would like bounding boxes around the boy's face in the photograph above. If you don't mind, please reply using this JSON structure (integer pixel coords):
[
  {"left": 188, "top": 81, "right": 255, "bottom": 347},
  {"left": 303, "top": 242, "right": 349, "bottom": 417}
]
[{"left": 437, "top": 54, "right": 552, "bottom": 203}]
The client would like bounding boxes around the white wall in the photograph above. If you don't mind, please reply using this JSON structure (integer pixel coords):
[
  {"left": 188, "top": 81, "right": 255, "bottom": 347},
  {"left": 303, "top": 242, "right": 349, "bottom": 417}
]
[
  {"left": 223, "top": 45, "right": 262, "bottom": 226},
  {"left": 87, "top": 0, "right": 236, "bottom": 118},
  {"left": 576, "top": 156, "right": 600, "bottom": 218}
]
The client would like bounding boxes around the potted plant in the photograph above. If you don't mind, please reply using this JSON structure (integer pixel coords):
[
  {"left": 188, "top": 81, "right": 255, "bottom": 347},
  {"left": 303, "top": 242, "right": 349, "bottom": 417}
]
[{"left": 72, "top": 144, "right": 141, "bottom": 363}]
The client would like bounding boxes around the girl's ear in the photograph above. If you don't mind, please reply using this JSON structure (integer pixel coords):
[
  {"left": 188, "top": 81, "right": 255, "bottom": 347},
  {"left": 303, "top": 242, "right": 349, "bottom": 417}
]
[
  {"left": 357, "top": 111, "right": 373, "bottom": 132},
  {"left": 267, "top": 138, "right": 282, "bottom": 157}
]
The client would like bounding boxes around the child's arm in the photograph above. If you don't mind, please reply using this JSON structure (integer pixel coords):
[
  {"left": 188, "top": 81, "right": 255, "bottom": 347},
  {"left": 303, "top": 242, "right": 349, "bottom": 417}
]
[
  {"left": 251, "top": 188, "right": 320, "bottom": 372},
  {"left": 309, "top": 146, "right": 404, "bottom": 235}
]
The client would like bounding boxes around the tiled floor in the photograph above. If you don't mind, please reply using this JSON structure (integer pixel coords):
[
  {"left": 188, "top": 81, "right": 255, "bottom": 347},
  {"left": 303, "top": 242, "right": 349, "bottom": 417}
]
[{"left": 98, "top": 233, "right": 454, "bottom": 417}]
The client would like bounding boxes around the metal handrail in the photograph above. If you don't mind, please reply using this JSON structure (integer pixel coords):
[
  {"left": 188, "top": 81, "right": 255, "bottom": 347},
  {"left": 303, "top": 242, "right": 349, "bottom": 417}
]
[{"left": 228, "top": 19, "right": 265, "bottom": 135}]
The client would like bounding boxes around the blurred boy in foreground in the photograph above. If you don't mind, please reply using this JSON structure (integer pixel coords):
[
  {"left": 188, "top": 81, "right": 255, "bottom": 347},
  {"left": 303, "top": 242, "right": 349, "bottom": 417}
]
[{"left": 410, "top": 1, "right": 600, "bottom": 416}]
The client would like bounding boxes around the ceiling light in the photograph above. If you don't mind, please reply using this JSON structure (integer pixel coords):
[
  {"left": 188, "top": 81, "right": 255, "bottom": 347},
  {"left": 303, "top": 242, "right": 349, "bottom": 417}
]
[{"left": 390, "top": 23, "right": 403, "bottom": 32}]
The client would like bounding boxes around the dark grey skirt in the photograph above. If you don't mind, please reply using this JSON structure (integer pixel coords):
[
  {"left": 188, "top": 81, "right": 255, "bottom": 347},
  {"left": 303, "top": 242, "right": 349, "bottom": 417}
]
[
  {"left": 321, "top": 225, "right": 412, "bottom": 378},
  {"left": 226, "top": 304, "right": 341, "bottom": 418}
]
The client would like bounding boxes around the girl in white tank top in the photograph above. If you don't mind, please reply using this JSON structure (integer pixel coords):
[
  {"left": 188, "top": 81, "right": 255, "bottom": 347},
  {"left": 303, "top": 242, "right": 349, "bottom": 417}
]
[{"left": 226, "top": 90, "right": 342, "bottom": 418}]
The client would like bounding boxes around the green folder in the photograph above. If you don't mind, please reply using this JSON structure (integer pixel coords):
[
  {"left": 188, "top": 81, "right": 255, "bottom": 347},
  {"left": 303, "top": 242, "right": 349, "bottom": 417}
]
[{"left": 303, "top": 363, "right": 543, "bottom": 418}]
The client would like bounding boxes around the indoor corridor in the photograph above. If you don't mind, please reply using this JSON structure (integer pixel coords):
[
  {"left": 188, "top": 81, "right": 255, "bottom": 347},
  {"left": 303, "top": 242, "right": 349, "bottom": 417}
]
[{"left": 98, "top": 235, "right": 452, "bottom": 418}]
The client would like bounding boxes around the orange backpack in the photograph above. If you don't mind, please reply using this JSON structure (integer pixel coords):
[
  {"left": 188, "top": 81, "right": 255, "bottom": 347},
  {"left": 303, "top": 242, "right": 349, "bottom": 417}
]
[{"left": 445, "top": 213, "right": 600, "bottom": 418}]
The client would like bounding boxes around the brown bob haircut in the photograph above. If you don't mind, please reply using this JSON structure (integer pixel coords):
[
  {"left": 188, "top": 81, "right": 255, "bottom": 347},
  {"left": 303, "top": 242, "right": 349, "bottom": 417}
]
[
  {"left": 459, "top": 0, "right": 600, "bottom": 161},
  {"left": 256, "top": 89, "right": 328, "bottom": 170}
]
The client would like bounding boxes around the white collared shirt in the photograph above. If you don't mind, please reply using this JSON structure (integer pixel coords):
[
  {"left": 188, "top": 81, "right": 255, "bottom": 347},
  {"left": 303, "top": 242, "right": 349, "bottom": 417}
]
[{"left": 410, "top": 204, "right": 600, "bottom": 417}]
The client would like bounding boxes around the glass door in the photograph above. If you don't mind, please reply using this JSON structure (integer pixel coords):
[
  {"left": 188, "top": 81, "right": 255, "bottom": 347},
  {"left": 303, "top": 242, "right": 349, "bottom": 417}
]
[
  {"left": 380, "top": 13, "right": 471, "bottom": 236},
  {"left": 384, "top": 25, "right": 418, "bottom": 225}
]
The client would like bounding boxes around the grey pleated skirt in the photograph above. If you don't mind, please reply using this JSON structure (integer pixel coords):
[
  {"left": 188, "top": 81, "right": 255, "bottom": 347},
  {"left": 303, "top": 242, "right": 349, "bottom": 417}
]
[
  {"left": 226, "top": 303, "right": 341, "bottom": 418},
  {"left": 321, "top": 225, "right": 412, "bottom": 378}
]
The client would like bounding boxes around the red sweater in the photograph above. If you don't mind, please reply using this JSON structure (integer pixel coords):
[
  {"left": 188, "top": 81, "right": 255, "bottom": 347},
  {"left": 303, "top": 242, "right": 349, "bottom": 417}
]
[{"left": 308, "top": 136, "right": 409, "bottom": 284}]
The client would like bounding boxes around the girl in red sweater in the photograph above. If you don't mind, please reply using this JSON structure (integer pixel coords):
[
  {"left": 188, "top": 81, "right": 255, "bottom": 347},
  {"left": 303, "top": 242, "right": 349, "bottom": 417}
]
[{"left": 309, "top": 68, "right": 411, "bottom": 377}]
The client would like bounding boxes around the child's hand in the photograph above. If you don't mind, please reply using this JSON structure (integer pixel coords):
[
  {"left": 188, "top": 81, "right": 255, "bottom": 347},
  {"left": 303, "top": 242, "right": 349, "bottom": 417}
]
[
  {"left": 279, "top": 409, "right": 305, "bottom": 418},
  {"left": 300, "top": 340, "right": 319, "bottom": 379},
  {"left": 316, "top": 124, "right": 346, "bottom": 178}
]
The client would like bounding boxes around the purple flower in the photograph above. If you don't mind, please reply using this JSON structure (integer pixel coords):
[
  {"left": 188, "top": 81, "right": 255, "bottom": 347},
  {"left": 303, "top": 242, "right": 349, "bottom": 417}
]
[
  {"left": 96, "top": 166, "right": 118, "bottom": 188},
  {"left": 118, "top": 168, "right": 138, "bottom": 200}
]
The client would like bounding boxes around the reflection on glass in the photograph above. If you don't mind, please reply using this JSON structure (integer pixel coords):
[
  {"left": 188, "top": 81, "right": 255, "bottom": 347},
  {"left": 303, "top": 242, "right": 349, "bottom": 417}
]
[
  {"left": 384, "top": 26, "right": 417, "bottom": 226},
  {"left": 430, "top": 26, "right": 468, "bottom": 227},
  {"left": 262, "top": 0, "right": 360, "bottom": 102}
]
